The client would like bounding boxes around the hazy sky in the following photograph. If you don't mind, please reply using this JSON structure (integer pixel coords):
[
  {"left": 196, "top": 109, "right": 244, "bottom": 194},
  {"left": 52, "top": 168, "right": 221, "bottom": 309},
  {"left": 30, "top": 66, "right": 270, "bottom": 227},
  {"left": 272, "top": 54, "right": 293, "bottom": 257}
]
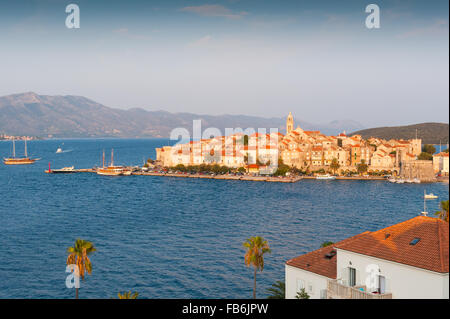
[{"left": 0, "top": 0, "right": 448, "bottom": 127}]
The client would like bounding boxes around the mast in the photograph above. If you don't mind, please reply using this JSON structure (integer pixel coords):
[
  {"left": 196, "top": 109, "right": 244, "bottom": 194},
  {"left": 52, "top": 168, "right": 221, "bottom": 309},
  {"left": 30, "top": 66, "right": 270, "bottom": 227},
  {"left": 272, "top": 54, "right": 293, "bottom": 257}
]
[
  {"left": 12, "top": 138, "right": 16, "bottom": 158},
  {"left": 111, "top": 149, "right": 114, "bottom": 166},
  {"left": 24, "top": 139, "right": 28, "bottom": 158},
  {"left": 423, "top": 190, "right": 427, "bottom": 215},
  {"left": 102, "top": 149, "right": 105, "bottom": 168}
]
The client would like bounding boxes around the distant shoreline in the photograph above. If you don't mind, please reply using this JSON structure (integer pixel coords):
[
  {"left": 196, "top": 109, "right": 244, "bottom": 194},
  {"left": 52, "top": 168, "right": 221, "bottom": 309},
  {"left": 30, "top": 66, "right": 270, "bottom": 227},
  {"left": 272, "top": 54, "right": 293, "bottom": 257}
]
[{"left": 2, "top": 135, "right": 447, "bottom": 144}]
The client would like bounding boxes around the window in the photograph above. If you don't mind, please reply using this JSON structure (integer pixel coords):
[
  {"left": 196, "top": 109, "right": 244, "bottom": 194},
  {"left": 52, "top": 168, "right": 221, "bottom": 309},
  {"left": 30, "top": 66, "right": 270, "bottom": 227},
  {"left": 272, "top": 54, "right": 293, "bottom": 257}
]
[
  {"left": 349, "top": 267, "right": 356, "bottom": 287},
  {"left": 296, "top": 279, "right": 305, "bottom": 292},
  {"left": 320, "top": 289, "right": 327, "bottom": 299},
  {"left": 308, "top": 282, "right": 313, "bottom": 294},
  {"left": 378, "top": 275, "right": 386, "bottom": 294}
]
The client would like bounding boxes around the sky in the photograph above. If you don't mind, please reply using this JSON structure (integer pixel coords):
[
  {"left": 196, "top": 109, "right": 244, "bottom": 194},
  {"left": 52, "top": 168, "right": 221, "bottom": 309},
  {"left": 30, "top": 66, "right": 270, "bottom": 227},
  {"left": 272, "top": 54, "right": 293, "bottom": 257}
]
[{"left": 0, "top": 0, "right": 448, "bottom": 127}]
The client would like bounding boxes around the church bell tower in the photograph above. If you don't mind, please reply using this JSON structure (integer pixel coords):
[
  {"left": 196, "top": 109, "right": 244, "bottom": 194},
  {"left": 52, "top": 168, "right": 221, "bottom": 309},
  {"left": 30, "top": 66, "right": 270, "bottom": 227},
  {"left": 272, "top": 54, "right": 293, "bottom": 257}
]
[{"left": 286, "top": 112, "right": 294, "bottom": 135}]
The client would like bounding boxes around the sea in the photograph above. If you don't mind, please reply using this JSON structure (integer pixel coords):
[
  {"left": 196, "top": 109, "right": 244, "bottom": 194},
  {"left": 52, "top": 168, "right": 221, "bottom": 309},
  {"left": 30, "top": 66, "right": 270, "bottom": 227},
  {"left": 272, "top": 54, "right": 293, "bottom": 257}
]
[{"left": 0, "top": 138, "right": 448, "bottom": 298}]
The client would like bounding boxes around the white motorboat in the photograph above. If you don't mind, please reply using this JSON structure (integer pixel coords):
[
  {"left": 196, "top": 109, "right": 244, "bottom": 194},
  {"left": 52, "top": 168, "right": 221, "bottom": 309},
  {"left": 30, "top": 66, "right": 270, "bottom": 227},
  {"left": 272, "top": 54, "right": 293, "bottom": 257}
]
[
  {"left": 49, "top": 166, "right": 76, "bottom": 174},
  {"left": 424, "top": 192, "right": 438, "bottom": 200},
  {"left": 56, "top": 147, "right": 63, "bottom": 153},
  {"left": 316, "top": 174, "right": 336, "bottom": 180}
]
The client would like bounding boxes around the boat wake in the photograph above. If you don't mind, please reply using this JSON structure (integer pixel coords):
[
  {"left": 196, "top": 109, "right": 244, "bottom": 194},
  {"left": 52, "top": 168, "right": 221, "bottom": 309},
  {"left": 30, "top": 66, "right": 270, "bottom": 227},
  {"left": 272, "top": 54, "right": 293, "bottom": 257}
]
[{"left": 56, "top": 149, "right": 73, "bottom": 154}]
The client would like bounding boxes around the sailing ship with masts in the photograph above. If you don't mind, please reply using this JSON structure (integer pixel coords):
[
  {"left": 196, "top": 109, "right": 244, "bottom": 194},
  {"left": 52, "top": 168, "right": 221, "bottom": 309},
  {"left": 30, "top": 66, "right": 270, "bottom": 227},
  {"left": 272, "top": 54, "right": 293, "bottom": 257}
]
[
  {"left": 96, "top": 149, "right": 131, "bottom": 176},
  {"left": 3, "top": 138, "right": 40, "bottom": 165}
]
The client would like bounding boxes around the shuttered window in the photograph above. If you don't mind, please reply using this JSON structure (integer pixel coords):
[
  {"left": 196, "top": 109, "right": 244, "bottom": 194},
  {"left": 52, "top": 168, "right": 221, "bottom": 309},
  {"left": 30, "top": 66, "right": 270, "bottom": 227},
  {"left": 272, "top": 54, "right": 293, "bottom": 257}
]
[{"left": 349, "top": 267, "right": 356, "bottom": 287}]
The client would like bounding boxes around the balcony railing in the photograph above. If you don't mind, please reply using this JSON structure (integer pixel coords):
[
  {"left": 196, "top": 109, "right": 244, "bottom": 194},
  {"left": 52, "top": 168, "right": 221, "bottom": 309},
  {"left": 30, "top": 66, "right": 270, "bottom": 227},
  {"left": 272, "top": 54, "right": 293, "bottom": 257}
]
[{"left": 327, "top": 280, "right": 392, "bottom": 299}]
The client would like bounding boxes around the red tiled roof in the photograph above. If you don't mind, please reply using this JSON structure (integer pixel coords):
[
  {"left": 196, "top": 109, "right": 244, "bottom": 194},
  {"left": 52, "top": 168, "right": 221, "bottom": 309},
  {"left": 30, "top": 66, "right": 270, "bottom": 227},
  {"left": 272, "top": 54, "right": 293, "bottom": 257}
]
[
  {"left": 304, "top": 131, "right": 320, "bottom": 135},
  {"left": 336, "top": 216, "right": 449, "bottom": 273},
  {"left": 287, "top": 216, "right": 449, "bottom": 278},
  {"left": 435, "top": 152, "right": 449, "bottom": 157},
  {"left": 286, "top": 232, "right": 370, "bottom": 279}
]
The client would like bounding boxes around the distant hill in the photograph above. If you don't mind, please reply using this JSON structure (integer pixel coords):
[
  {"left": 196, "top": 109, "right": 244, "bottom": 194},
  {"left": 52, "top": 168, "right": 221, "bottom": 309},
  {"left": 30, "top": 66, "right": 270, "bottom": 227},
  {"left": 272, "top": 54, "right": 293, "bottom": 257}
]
[
  {"left": 0, "top": 92, "right": 364, "bottom": 138},
  {"left": 350, "top": 123, "right": 449, "bottom": 144}
]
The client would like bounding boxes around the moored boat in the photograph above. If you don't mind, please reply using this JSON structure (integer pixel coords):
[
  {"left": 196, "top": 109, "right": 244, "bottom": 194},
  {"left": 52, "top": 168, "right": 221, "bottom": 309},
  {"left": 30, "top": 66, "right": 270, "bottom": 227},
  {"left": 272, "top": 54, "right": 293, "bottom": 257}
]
[
  {"left": 50, "top": 166, "right": 76, "bottom": 173},
  {"left": 316, "top": 174, "right": 336, "bottom": 180},
  {"left": 3, "top": 138, "right": 39, "bottom": 165},
  {"left": 97, "top": 166, "right": 127, "bottom": 176},
  {"left": 96, "top": 149, "right": 129, "bottom": 176}
]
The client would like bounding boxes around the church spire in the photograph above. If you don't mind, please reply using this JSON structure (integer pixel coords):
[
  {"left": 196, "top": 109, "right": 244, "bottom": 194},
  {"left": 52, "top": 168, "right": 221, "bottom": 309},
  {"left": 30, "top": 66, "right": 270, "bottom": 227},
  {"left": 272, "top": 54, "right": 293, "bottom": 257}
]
[{"left": 286, "top": 112, "right": 294, "bottom": 134}]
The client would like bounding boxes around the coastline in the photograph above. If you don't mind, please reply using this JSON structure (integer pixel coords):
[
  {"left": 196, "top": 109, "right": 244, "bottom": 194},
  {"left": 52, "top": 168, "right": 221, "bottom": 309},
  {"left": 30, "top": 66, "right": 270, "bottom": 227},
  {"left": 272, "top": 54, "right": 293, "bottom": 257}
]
[{"left": 44, "top": 168, "right": 448, "bottom": 183}]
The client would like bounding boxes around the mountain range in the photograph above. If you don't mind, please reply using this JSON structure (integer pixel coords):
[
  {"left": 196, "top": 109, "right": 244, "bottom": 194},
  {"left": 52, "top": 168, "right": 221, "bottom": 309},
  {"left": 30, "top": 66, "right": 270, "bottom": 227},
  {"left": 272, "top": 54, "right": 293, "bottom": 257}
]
[{"left": 0, "top": 92, "right": 365, "bottom": 138}]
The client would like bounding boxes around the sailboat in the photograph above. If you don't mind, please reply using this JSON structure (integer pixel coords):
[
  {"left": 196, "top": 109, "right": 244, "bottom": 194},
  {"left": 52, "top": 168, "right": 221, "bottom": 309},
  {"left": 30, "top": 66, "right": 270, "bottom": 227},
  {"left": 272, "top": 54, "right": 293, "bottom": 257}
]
[
  {"left": 96, "top": 149, "right": 130, "bottom": 176},
  {"left": 422, "top": 190, "right": 438, "bottom": 216},
  {"left": 3, "top": 138, "right": 40, "bottom": 165}
]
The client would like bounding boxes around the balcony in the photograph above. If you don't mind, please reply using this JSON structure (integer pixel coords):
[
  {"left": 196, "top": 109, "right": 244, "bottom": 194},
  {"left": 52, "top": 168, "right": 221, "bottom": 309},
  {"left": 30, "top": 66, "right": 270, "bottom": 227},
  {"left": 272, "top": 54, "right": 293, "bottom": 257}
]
[{"left": 327, "top": 280, "right": 392, "bottom": 299}]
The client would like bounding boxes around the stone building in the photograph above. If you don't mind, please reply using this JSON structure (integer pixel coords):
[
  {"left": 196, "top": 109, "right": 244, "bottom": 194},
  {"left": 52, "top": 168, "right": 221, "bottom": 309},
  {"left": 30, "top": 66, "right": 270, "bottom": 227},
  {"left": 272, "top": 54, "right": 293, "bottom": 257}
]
[{"left": 400, "top": 160, "right": 435, "bottom": 182}]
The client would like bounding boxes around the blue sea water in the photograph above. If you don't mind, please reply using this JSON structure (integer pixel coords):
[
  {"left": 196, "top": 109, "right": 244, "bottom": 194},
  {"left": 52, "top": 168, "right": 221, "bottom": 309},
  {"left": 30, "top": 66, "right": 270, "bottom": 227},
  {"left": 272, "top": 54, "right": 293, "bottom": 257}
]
[{"left": 0, "top": 138, "right": 448, "bottom": 299}]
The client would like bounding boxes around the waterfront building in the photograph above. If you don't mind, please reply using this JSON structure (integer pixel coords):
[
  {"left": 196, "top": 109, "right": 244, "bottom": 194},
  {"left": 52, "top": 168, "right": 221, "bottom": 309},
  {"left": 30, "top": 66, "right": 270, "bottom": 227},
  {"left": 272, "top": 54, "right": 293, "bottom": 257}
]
[
  {"left": 369, "top": 149, "right": 395, "bottom": 172},
  {"left": 285, "top": 215, "right": 449, "bottom": 299},
  {"left": 433, "top": 152, "right": 449, "bottom": 176},
  {"left": 155, "top": 113, "right": 423, "bottom": 175},
  {"left": 400, "top": 160, "right": 435, "bottom": 182}
]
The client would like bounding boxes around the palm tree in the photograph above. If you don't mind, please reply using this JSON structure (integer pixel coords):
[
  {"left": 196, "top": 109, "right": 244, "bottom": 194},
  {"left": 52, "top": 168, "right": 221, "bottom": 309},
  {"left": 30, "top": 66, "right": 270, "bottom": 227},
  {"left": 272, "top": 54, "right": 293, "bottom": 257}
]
[
  {"left": 243, "top": 236, "right": 271, "bottom": 299},
  {"left": 357, "top": 159, "right": 368, "bottom": 175},
  {"left": 435, "top": 200, "right": 449, "bottom": 222},
  {"left": 66, "top": 239, "right": 96, "bottom": 299},
  {"left": 117, "top": 291, "right": 139, "bottom": 299},
  {"left": 267, "top": 281, "right": 285, "bottom": 299},
  {"left": 330, "top": 158, "right": 340, "bottom": 175}
]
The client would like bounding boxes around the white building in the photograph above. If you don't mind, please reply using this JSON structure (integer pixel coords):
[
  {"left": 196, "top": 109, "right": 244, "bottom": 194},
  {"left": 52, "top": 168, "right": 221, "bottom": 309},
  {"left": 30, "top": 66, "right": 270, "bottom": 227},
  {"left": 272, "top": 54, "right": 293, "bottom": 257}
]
[
  {"left": 433, "top": 152, "right": 449, "bottom": 176},
  {"left": 286, "top": 216, "right": 449, "bottom": 299}
]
